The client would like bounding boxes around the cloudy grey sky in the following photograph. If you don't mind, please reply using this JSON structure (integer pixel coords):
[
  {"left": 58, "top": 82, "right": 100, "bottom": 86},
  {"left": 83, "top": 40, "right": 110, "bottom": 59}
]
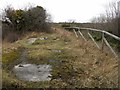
[{"left": 0, "top": 0, "right": 118, "bottom": 22}]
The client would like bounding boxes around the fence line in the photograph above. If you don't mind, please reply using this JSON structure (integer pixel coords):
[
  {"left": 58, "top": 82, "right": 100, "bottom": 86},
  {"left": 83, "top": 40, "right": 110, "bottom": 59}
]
[
  {"left": 103, "top": 37, "right": 118, "bottom": 58},
  {"left": 88, "top": 32, "right": 100, "bottom": 49},
  {"left": 65, "top": 27, "right": 120, "bottom": 58},
  {"left": 81, "top": 28, "right": 120, "bottom": 41},
  {"left": 73, "top": 29, "right": 78, "bottom": 38},
  {"left": 78, "top": 30, "right": 87, "bottom": 41}
]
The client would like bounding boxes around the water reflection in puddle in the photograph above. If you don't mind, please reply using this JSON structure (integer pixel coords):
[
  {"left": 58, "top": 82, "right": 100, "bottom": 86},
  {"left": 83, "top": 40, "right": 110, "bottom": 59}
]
[{"left": 13, "top": 64, "right": 52, "bottom": 82}]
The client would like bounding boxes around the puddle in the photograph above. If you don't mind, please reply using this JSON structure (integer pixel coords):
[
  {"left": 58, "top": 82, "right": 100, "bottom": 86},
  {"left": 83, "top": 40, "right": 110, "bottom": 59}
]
[
  {"left": 13, "top": 64, "right": 52, "bottom": 82},
  {"left": 28, "top": 38, "right": 37, "bottom": 44}
]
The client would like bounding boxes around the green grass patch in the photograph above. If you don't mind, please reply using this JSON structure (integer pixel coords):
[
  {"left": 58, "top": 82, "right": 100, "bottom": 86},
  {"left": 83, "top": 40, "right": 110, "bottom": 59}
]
[
  {"left": 2, "top": 70, "right": 27, "bottom": 88},
  {"left": 28, "top": 49, "right": 54, "bottom": 64},
  {"left": 2, "top": 49, "right": 21, "bottom": 68}
]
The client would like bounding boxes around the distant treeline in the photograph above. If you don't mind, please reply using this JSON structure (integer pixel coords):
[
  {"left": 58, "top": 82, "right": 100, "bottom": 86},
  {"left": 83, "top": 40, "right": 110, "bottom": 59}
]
[
  {"left": 59, "top": 21, "right": 119, "bottom": 35},
  {"left": 2, "top": 5, "right": 51, "bottom": 42},
  {"left": 58, "top": 2, "right": 120, "bottom": 37}
]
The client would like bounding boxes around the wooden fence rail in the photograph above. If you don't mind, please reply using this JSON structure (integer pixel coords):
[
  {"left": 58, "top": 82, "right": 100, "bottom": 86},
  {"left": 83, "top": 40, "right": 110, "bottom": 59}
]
[{"left": 66, "top": 27, "right": 120, "bottom": 58}]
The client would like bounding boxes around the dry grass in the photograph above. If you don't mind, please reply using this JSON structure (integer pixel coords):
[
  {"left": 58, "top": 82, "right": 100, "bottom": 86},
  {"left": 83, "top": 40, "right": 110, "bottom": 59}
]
[
  {"left": 2, "top": 27, "right": 118, "bottom": 88},
  {"left": 0, "top": 68, "right": 2, "bottom": 89}
]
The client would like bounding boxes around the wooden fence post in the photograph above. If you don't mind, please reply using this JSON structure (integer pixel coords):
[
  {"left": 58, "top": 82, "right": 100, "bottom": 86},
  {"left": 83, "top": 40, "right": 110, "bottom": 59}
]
[
  {"left": 73, "top": 29, "right": 78, "bottom": 38},
  {"left": 88, "top": 31, "right": 100, "bottom": 49},
  {"left": 78, "top": 29, "right": 86, "bottom": 41},
  {"left": 101, "top": 32, "right": 105, "bottom": 51}
]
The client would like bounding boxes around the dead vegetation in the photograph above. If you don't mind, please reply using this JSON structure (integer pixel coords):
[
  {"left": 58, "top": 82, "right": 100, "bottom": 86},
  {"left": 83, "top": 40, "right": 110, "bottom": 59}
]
[{"left": 2, "top": 27, "right": 118, "bottom": 88}]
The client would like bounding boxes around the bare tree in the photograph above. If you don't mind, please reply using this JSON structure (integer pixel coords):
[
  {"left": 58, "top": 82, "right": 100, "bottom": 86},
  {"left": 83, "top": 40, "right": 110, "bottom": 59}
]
[
  {"left": 91, "top": 1, "right": 119, "bottom": 35},
  {"left": 118, "top": 1, "right": 120, "bottom": 37}
]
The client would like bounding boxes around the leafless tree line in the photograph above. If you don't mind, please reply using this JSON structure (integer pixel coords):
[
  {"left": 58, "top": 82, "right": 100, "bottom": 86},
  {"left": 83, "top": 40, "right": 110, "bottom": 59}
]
[{"left": 91, "top": 1, "right": 120, "bottom": 36}]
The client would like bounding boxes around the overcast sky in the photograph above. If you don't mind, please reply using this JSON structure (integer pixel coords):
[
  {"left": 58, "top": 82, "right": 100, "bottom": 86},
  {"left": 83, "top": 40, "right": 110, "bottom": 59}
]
[{"left": 0, "top": 0, "right": 118, "bottom": 22}]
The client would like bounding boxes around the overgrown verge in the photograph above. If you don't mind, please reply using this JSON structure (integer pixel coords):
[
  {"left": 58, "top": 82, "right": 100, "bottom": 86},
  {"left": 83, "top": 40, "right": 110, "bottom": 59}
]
[{"left": 2, "top": 27, "right": 118, "bottom": 88}]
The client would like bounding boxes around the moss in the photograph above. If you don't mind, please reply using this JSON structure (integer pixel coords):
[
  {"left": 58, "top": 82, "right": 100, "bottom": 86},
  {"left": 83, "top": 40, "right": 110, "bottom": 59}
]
[
  {"left": 24, "top": 81, "right": 50, "bottom": 88},
  {"left": 2, "top": 49, "right": 21, "bottom": 67},
  {"left": 32, "top": 39, "right": 50, "bottom": 45},
  {"left": 27, "top": 49, "right": 53, "bottom": 64},
  {"left": 2, "top": 70, "right": 27, "bottom": 88},
  {"left": 52, "top": 63, "right": 76, "bottom": 80}
]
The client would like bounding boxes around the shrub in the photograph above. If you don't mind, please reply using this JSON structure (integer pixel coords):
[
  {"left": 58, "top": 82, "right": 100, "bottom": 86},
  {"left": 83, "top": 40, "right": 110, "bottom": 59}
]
[
  {"left": 61, "top": 24, "right": 70, "bottom": 28},
  {"left": 2, "top": 5, "right": 52, "bottom": 42}
]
